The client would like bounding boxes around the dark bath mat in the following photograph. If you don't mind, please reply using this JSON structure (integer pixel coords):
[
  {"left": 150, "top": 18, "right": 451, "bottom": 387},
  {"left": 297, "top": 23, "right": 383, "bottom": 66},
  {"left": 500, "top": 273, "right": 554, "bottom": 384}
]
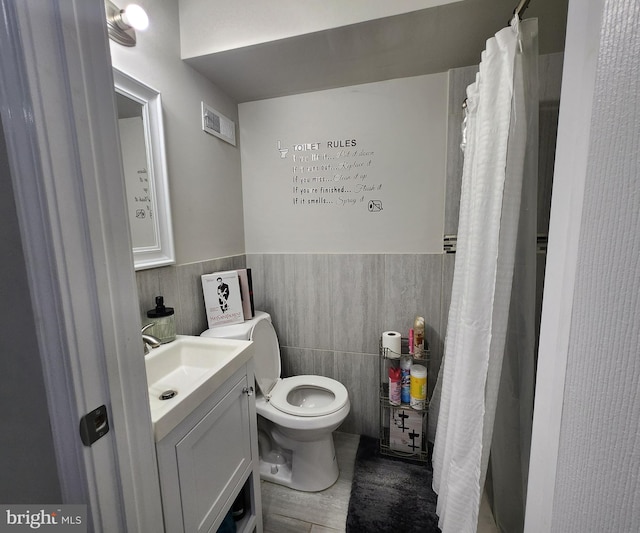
[{"left": 346, "top": 435, "right": 441, "bottom": 533}]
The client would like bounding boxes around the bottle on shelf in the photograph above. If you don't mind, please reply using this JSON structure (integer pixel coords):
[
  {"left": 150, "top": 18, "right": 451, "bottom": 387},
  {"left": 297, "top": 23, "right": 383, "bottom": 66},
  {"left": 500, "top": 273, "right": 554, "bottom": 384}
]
[
  {"left": 389, "top": 367, "right": 401, "bottom": 406},
  {"left": 413, "top": 316, "right": 425, "bottom": 359},
  {"left": 410, "top": 364, "right": 427, "bottom": 410},
  {"left": 400, "top": 354, "right": 412, "bottom": 404}
]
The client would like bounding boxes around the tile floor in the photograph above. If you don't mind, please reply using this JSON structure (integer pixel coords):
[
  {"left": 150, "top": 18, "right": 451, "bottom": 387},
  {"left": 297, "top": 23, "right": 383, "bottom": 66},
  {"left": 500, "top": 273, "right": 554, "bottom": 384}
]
[
  {"left": 261, "top": 432, "right": 360, "bottom": 532},
  {"left": 478, "top": 492, "right": 500, "bottom": 533},
  {"left": 260, "top": 431, "right": 499, "bottom": 533}
]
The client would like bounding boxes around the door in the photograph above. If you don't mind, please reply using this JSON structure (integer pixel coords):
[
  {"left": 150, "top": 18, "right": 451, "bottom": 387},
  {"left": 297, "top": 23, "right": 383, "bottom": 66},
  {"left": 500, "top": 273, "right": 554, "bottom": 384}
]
[{"left": 0, "top": 0, "right": 163, "bottom": 530}]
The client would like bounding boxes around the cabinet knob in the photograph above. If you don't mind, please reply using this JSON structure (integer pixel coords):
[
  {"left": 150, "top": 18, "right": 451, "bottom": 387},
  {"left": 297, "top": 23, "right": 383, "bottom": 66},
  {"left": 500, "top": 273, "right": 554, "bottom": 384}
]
[{"left": 242, "top": 386, "right": 254, "bottom": 396}]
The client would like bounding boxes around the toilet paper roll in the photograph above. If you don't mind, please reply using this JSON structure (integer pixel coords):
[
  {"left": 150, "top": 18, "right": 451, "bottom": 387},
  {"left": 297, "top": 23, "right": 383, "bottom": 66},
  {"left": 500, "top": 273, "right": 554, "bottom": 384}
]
[{"left": 382, "top": 331, "right": 402, "bottom": 357}]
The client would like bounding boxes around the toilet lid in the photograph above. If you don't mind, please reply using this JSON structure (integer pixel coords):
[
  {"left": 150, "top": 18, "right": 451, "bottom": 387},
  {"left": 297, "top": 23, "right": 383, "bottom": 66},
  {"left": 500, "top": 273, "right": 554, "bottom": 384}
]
[{"left": 251, "top": 317, "right": 281, "bottom": 396}]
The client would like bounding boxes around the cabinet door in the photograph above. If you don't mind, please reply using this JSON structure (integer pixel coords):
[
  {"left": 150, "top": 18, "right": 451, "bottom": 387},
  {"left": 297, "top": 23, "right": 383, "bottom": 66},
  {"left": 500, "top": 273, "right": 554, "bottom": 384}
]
[{"left": 175, "top": 376, "right": 252, "bottom": 533}]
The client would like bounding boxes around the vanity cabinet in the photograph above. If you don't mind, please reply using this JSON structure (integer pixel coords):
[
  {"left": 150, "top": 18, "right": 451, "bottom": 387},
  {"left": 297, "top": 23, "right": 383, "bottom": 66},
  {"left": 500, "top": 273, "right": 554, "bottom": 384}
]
[{"left": 155, "top": 361, "right": 263, "bottom": 533}]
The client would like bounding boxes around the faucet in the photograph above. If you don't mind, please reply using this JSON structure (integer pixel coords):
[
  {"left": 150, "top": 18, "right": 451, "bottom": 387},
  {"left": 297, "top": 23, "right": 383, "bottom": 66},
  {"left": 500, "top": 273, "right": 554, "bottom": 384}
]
[{"left": 141, "top": 323, "right": 161, "bottom": 354}]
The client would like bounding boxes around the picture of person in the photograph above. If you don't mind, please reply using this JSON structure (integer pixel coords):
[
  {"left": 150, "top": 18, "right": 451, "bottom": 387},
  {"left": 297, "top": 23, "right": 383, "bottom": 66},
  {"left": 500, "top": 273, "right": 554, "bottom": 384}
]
[{"left": 217, "top": 276, "right": 230, "bottom": 312}]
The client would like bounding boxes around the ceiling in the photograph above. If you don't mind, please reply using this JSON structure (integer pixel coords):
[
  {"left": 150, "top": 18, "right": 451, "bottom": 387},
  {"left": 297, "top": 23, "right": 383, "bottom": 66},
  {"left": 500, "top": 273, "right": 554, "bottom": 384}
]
[{"left": 181, "top": 0, "right": 568, "bottom": 103}]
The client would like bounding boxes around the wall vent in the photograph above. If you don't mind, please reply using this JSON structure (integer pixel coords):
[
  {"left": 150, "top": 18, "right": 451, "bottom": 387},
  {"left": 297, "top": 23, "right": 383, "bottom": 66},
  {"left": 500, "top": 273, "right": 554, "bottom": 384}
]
[{"left": 201, "top": 102, "right": 236, "bottom": 146}]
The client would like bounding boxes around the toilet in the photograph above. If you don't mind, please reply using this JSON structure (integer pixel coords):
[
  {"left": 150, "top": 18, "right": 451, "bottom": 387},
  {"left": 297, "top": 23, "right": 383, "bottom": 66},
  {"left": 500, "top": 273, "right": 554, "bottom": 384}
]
[{"left": 201, "top": 311, "right": 350, "bottom": 492}]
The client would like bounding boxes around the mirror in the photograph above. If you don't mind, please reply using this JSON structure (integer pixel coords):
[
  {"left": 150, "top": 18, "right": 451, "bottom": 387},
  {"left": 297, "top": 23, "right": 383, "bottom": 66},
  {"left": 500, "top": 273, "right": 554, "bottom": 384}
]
[{"left": 114, "top": 69, "right": 175, "bottom": 270}]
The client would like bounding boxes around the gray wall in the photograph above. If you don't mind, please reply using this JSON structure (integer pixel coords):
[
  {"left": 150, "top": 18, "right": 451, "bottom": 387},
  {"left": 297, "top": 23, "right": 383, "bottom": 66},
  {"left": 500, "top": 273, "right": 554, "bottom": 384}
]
[
  {"left": 110, "top": 0, "right": 245, "bottom": 265},
  {"left": 238, "top": 74, "right": 447, "bottom": 255},
  {"left": 136, "top": 253, "right": 445, "bottom": 439},
  {"left": 240, "top": 54, "right": 562, "bottom": 440},
  {"left": 247, "top": 253, "right": 445, "bottom": 437},
  {"left": 135, "top": 251, "right": 445, "bottom": 438},
  {"left": 135, "top": 54, "right": 563, "bottom": 441},
  {"left": 135, "top": 255, "right": 247, "bottom": 336},
  {"left": 0, "top": 120, "right": 62, "bottom": 502}
]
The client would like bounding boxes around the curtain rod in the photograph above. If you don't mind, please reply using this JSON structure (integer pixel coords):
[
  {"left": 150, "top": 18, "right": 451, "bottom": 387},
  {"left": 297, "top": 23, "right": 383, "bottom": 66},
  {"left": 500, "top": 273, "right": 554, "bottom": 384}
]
[
  {"left": 462, "top": 0, "right": 534, "bottom": 110},
  {"left": 514, "top": 0, "right": 532, "bottom": 19}
]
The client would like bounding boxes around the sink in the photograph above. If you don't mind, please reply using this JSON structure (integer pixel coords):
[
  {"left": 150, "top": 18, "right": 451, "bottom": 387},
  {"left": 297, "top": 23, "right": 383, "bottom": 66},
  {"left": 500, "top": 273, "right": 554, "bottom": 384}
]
[{"left": 145, "top": 335, "right": 253, "bottom": 441}]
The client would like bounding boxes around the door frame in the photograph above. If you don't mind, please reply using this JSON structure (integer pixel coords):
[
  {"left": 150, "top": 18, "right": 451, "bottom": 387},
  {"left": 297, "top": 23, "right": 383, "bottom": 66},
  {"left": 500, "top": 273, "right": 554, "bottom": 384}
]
[
  {"left": 0, "top": 0, "right": 163, "bottom": 530},
  {"left": 524, "top": 0, "right": 605, "bottom": 530}
]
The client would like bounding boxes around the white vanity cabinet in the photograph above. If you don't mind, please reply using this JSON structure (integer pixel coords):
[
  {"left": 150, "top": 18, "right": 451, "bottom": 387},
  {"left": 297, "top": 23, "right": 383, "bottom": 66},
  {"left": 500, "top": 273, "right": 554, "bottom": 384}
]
[{"left": 155, "top": 361, "right": 263, "bottom": 533}]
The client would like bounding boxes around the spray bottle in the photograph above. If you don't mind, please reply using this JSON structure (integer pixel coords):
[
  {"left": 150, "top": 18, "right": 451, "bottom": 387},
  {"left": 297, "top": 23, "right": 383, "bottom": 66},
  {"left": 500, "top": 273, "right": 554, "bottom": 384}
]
[{"left": 413, "top": 316, "right": 425, "bottom": 359}]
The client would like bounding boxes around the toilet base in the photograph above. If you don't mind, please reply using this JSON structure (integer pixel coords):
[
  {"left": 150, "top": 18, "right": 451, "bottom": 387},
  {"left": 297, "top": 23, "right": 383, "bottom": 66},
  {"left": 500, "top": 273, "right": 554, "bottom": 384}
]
[
  {"left": 258, "top": 448, "right": 339, "bottom": 492},
  {"left": 258, "top": 420, "right": 340, "bottom": 492},
  {"left": 259, "top": 458, "right": 293, "bottom": 485}
]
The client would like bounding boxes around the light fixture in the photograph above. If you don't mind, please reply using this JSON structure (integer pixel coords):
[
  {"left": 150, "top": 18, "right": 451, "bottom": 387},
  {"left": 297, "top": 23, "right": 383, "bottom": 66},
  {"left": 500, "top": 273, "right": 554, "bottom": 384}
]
[{"left": 106, "top": 1, "right": 149, "bottom": 47}]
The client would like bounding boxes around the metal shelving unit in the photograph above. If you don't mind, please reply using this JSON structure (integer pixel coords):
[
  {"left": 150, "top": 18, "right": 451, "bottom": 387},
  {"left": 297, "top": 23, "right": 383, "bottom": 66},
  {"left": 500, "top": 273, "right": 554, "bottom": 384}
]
[{"left": 379, "top": 338, "right": 430, "bottom": 463}]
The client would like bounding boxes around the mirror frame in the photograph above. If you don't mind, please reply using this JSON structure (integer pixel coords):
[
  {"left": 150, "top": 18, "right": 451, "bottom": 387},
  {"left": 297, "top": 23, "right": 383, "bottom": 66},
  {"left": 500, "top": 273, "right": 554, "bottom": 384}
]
[{"left": 114, "top": 69, "right": 175, "bottom": 270}]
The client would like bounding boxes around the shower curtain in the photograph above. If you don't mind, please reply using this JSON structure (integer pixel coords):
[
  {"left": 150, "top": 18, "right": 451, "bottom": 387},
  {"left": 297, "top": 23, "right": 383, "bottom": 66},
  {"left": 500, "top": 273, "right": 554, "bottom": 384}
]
[{"left": 432, "top": 17, "right": 538, "bottom": 533}]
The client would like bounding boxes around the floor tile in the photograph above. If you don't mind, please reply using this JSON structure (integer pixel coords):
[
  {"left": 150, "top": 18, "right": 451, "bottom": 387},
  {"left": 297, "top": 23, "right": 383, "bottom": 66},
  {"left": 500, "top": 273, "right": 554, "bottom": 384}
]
[
  {"left": 259, "top": 430, "right": 499, "bottom": 533},
  {"left": 261, "top": 478, "right": 351, "bottom": 530},
  {"left": 261, "top": 432, "right": 359, "bottom": 532},
  {"left": 263, "top": 513, "right": 312, "bottom": 533},
  {"left": 333, "top": 432, "right": 360, "bottom": 480},
  {"left": 477, "top": 489, "right": 499, "bottom": 533},
  {"left": 310, "top": 526, "right": 343, "bottom": 533}
]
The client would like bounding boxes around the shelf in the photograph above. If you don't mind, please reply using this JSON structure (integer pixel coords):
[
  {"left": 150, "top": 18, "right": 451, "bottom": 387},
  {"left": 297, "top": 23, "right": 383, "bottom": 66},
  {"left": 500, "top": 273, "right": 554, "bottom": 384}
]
[
  {"left": 233, "top": 474, "right": 258, "bottom": 533},
  {"left": 379, "top": 337, "right": 430, "bottom": 463},
  {"left": 236, "top": 513, "right": 256, "bottom": 533},
  {"left": 381, "top": 346, "right": 430, "bottom": 363},
  {"left": 379, "top": 383, "right": 430, "bottom": 411},
  {"left": 379, "top": 426, "right": 430, "bottom": 462}
]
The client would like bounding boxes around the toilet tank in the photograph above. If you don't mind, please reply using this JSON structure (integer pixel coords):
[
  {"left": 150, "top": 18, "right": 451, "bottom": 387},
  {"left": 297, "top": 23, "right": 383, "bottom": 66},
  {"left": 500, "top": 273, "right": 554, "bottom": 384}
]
[
  {"left": 201, "top": 311, "right": 271, "bottom": 340},
  {"left": 201, "top": 311, "right": 281, "bottom": 397}
]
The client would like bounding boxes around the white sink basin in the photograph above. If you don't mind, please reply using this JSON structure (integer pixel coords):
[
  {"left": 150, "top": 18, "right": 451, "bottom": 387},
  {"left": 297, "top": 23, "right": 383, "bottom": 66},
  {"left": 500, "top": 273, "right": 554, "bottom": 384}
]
[{"left": 145, "top": 335, "right": 253, "bottom": 441}]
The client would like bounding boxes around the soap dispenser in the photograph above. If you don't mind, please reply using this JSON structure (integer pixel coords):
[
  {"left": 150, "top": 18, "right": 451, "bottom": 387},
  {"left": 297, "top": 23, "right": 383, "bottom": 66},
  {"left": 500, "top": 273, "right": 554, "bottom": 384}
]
[{"left": 146, "top": 296, "right": 176, "bottom": 344}]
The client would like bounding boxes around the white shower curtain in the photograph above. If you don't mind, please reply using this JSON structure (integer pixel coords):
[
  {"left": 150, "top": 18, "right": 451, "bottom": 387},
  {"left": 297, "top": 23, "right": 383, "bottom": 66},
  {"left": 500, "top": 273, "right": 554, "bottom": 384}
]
[{"left": 432, "top": 17, "right": 538, "bottom": 533}]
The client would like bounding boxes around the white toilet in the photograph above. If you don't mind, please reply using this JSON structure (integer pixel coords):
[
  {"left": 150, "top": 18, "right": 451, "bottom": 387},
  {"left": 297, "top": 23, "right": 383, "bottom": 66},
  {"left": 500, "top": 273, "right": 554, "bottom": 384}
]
[{"left": 201, "top": 311, "right": 350, "bottom": 492}]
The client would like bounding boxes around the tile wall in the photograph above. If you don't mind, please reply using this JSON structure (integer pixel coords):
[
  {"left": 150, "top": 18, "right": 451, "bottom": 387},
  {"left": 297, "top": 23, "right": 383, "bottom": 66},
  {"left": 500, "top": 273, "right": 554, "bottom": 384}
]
[
  {"left": 135, "top": 255, "right": 247, "bottom": 337},
  {"left": 246, "top": 253, "right": 445, "bottom": 438},
  {"left": 135, "top": 251, "right": 447, "bottom": 439}
]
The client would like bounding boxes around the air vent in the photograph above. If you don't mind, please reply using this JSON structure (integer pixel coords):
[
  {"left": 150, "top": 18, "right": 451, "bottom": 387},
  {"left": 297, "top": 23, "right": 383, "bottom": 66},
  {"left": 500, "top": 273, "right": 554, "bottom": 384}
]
[{"left": 201, "top": 102, "right": 236, "bottom": 146}]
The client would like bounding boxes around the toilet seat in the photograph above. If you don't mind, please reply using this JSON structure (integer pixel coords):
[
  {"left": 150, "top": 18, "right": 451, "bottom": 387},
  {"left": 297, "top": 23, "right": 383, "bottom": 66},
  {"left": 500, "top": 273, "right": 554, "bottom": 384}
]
[
  {"left": 269, "top": 375, "right": 349, "bottom": 417},
  {"left": 248, "top": 315, "right": 348, "bottom": 418}
]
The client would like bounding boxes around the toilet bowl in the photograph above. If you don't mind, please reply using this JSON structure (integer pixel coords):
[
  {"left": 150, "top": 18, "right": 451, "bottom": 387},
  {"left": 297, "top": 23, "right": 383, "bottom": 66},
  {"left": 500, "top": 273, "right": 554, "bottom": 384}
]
[{"left": 201, "top": 311, "right": 350, "bottom": 492}]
